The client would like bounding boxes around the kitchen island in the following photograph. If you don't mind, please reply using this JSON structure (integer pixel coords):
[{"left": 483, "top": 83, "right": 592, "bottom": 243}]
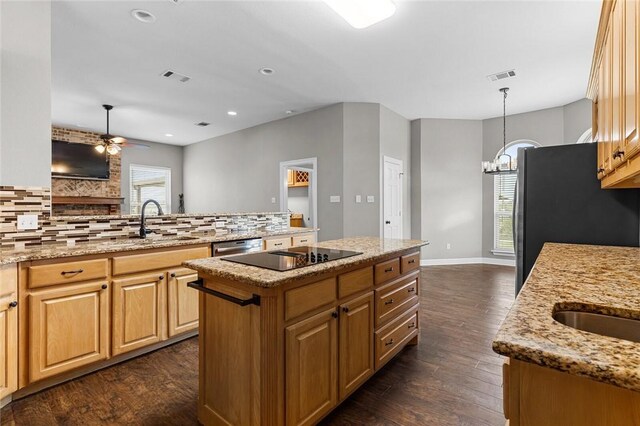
[
  {"left": 493, "top": 243, "right": 640, "bottom": 425},
  {"left": 183, "top": 237, "right": 427, "bottom": 426}
]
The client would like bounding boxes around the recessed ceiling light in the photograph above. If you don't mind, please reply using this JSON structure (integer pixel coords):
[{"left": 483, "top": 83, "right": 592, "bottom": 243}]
[
  {"left": 285, "top": 110, "right": 295, "bottom": 115},
  {"left": 165, "top": 133, "right": 173, "bottom": 137},
  {"left": 259, "top": 67, "right": 275, "bottom": 76},
  {"left": 227, "top": 111, "right": 238, "bottom": 116},
  {"left": 131, "top": 9, "right": 156, "bottom": 24},
  {"left": 323, "top": 0, "right": 396, "bottom": 29}
]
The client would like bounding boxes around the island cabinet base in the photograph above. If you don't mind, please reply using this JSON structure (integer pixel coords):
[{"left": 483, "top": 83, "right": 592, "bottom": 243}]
[
  {"left": 194, "top": 249, "right": 421, "bottom": 426},
  {"left": 504, "top": 359, "right": 640, "bottom": 426}
]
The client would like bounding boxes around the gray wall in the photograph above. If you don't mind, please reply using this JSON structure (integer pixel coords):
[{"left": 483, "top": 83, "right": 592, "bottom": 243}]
[
  {"left": 416, "top": 118, "right": 484, "bottom": 261},
  {"left": 0, "top": 1, "right": 51, "bottom": 187},
  {"left": 120, "top": 139, "right": 184, "bottom": 214},
  {"left": 342, "top": 103, "right": 381, "bottom": 238},
  {"left": 380, "top": 105, "right": 412, "bottom": 239},
  {"left": 184, "top": 104, "right": 345, "bottom": 241},
  {"left": 563, "top": 98, "right": 593, "bottom": 144}
]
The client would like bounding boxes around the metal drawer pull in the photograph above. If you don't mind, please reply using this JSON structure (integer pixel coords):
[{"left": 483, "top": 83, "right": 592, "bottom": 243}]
[
  {"left": 408, "top": 288, "right": 416, "bottom": 293},
  {"left": 275, "top": 243, "right": 282, "bottom": 246},
  {"left": 300, "top": 239, "right": 307, "bottom": 243},
  {"left": 384, "top": 299, "right": 394, "bottom": 305},
  {"left": 408, "top": 259, "right": 416, "bottom": 264},
  {"left": 408, "top": 322, "right": 416, "bottom": 329},
  {"left": 8, "top": 301, "right": 17, "bottom": 309},
  {"left": 384, "top": 267, "right": 394, "bottom": 273},
  {"left": 61, "top": 269, "right": 84, "bottom": 275},
  {"left": 385, "top": 339, "right": 394, "bottom": 346},
  {"left": 187, "top": 278, "right": 260, "bottom": 306}
]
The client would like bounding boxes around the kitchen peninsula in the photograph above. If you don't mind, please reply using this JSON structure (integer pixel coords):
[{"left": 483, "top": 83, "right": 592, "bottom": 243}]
[{"left": 183, "top": 236, "right": 427, "bottom": 426}]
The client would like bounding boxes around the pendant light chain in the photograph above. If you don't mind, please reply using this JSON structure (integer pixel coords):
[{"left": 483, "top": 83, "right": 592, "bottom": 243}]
[
  {"left": 503, "top": 88, "right": 507, "bottom": 154},
  {"left": 481, "top": 87, "right": 515, "bottom": 175}
]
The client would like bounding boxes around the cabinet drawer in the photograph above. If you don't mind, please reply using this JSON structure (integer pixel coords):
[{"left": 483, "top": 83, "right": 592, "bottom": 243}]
[
  {"left": 374, "top": 306, "right": 418, "bottom": 370},
  {"left": 401, "top": 252, "right": 420, "bottom": 274},
  {"left": 375, "top": 272, "right": 419, "bottom": 327},
  {"left": 338, "top": 267, "right": 373, "bottom": 299},
  {"left": 28, "top": 259, "right": 108, "bottom": 289},
  {"left": 291, "top": 233, "right": 316, "bottom": 247},
  {"left": 374, "top": 258, "right": 400, "bottom": 285},
  {"left": 285, "top": 278, "right": 336, "bottom": 321},
  {"left": 112, "top": 246, "right": 209, "bottom": 276},
  {"left": 264, "top": 237, "right": 291, "bottom": 251}
]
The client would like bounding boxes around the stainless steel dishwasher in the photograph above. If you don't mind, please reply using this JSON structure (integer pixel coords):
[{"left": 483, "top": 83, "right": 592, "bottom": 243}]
[{"left": 212, "top": 238, "right": 263, "bottom": 257}]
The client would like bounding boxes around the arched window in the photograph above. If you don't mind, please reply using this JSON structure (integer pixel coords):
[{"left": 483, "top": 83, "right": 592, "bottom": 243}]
[
  {"left": 576, "top": 128, "right": 593, "bottom": 144},
  {"left": 493, "top": 140, "right": 540, "bottom": 255}
]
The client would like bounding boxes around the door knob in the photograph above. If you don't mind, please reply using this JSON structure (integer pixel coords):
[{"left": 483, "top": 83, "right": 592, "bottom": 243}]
[{"left": 385, "top": 221, "right": 391, "bottom": 224}]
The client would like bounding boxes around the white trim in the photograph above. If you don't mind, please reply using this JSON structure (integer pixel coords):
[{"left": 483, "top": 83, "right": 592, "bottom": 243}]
[
  {"left": 420, "top": 257, "right": 515, "bottom": 267},
  {"left": 490, "top": 249, "right": 515, "bottom": 257},
  {"left": 279, "top": 157, "right": 318, "bottom": 231}
]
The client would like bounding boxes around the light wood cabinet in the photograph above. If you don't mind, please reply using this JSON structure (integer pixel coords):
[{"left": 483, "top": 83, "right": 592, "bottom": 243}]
[
  {"left": 0, "top": 295, "right": 17, "bottom": 400},
  {"left": 263, "top": 237, "right": 291, "bottom": 251},
  {"left": 167, "top": 269, "right": 199, "bottom": 337},
  {"left": 287, "top": 169, "right": 309, "bottom": 188},
  {"left": 624, "top": 0, "right": 640, "bottom": 159},
  {"left": 28, "top": 281, "right": 109, "bottom": 382},
  {"left": 338, "top": 292, "right": 374, "bottom": 400},
  {"left": 112, "top": 273, "right": 165, "bottom": 356},
  {"left": 286, "top": 308, "right": 338, "bottom": 426}
]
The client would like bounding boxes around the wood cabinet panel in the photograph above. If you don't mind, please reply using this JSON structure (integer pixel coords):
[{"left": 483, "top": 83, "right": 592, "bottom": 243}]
[
  {"left": 374, "top": 258, "right": 400, "bottom": 285},
  {"left": 286, "top": 308, "right": 337, "bottom": 426},
  {"left": 375, "top": 272, "right": 419, "bottom": 327},
  {"left": 374, "top": 306, "right": 419, "bottom": 370},
  {"left": 112, "top": 273, "right": 165, "bottom": 356},
  {"left": 112, "top": 246, "right": 209, "bottom": 276},
  {"left": 400, "top": 252, "right": 420, "bottom": 274},
  {"left": 338, "top": 266, "right": 373, "bottom": 299},
  {"left": 28, "top": 259, "right": 108, "bottom": 289},
  {"left": 0, "top": 296, "right": 17, "bottom": 399},
  {"left": 612, "top": 0, "right": 624, "bottom": 168},
  {"left": 167, "top": 269, "right": 199, "bottom": 337},
  {"left": 625, "top": 0, "right": 640, "bottom": 159},
  {"left": 285, "top": 278, "right": 336, "bottom": 321},
  {"left": 0, "top": 265, "right": 17, "bottom": 299},
  {"left": 29, "top": 281, "right": 109, "bottom": 382},
  {"left": 339, "top": 292, "right": 374, "bottom": 400}
]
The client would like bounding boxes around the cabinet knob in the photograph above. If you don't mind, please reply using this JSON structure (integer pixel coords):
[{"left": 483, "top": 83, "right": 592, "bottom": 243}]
[
  {"left": 170, "top": 273, "right": 176, "bottom": 278},
  {"left": 159, "top": 275, "right": 164, "bottom": 280},
  {"left": 331, "top": 311, "right": 339, "bottom": 318},
  {"left": 342, "top": 306, "right": 349, "bottom": 313},
  {"left": 597, "top": 167, "right": 605, "bottom": 174},
  {"left": 8, "top": 301, "right": 17, "bottom": 308},
  {"left": 101, "top": 284, "right": 108, "bottom": 290}
]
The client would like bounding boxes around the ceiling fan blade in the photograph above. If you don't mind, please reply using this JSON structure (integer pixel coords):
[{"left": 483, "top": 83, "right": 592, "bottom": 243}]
[
  {"left": 111, "top": 136, "right": 128, "bottom": 144},
  {"left": 120, "top": 141, "right": 151, "bottom": 149}
]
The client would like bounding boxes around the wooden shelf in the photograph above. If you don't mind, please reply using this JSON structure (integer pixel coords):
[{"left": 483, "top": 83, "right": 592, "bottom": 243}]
[{"left": 52, "top": 196, "right": 124, "bottom": 206}]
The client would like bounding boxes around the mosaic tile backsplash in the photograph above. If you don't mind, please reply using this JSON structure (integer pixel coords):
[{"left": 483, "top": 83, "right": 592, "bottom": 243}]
[{"left": 0, "top": 186, "right": 288, "bottom": 250}]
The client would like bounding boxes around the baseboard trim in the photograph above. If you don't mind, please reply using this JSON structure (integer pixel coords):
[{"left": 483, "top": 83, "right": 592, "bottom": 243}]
[{"left": 421, "top": 257, "right": 515, "bottom": 267}]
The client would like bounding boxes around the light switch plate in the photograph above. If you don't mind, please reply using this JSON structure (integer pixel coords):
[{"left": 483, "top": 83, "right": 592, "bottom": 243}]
[
  {"left": 17, "top": 214, "right": 38, "bottom": 230},
  {"left": 271, "top": 197, "right": 276, "bottom": 204},
  {"left": 367, "top": 195, "right": 375, "bottom": 203},
  {"left": 330, "top": 195, "right": 341, "bottom": 203},
  {"left": 355, "top": 195, "right": 362, "bottom": 203}
]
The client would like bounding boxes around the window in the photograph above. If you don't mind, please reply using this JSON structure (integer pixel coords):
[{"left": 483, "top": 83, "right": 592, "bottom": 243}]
[
  {"left": 493, "top": 141, "right": 539, "bottom": 255},
  {"left": 130, "top": 164, "right": 171, "bottom": 215}
]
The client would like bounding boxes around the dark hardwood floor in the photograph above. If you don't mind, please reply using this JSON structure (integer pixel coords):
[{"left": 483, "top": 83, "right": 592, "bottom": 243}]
[{"left": 1, "top": 264, "right": 514, "bottom": 426}]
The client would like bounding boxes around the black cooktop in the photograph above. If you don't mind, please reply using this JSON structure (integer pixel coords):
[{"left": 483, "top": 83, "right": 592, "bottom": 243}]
[{"left": 221, "top": 246, "right": 362, "bottom": 271}]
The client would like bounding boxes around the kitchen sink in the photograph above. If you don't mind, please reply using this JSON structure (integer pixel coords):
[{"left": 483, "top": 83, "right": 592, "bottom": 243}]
[{"left": 552, "top": 310, "right": 640, "bottom": 343}]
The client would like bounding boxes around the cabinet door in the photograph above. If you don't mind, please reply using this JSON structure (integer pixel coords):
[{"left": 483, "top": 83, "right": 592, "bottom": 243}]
[
  {"left": 612, "top": 0, "right": 624, "bottom": 168},
  {"left": 604, "top": 25, "right": 614, "bottom": 173},
  {"left": 29, "top": 281, "right": 109, "bottom": 382},
  {"left": 624, "top": 0, "right": 640, "bottom": 158},
  {"left": 167, "top": 269, "right": 199, "bottom": 337},
  {"left": 339, "top": 292, "right": 373, "bottom": 400},
  {"left": 0, "top": 295, "right": 17, "bottom": 399},
  {"left": 112, "top": 273, "right": 165, "bottom": 356},
  {"left": 286, "top": 308, "right": 337, "bottom": 426}
]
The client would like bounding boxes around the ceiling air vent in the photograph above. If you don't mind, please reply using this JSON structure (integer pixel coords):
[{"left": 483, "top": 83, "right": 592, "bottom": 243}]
[
  {"left": 161, "top": 70, "right": 191, "bottom": 83},
  {"left": 487, "top": 69, "right": 516, "bottom": 82},
  {"left": 196, "top": 122, "right": 210, "bottom": 127}
]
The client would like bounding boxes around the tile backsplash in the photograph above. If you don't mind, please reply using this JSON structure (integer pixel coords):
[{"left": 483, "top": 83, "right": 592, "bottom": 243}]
[{"left": 0, "top": 186, "right": 288, "bottom": 250}]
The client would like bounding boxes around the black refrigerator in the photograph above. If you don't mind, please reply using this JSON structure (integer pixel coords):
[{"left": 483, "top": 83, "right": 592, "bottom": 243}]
[{"left": 514, "top": 143, "right": 640, "bottom": 294}]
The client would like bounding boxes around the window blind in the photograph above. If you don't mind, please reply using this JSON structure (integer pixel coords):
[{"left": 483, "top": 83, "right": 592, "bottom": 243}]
[{"left": 130, "top": 165, "right": 171, "bottom": 215}]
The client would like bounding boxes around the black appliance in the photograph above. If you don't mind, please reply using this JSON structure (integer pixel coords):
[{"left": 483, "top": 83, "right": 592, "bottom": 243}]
[
  {"left": 515, "top": 143, "right": 640, "bottom": 294},
  {"left": 51, "top": 140, "right": 110, "bottom": 180},
  {"left": 222, "top": 247, "right": 362, "bottom": 271}
]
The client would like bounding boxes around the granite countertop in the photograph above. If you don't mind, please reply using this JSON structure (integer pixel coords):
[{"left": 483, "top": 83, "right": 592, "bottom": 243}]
[
  {"left": 493, "top": 243, "right": 640, "bottom": 392},
  {"left": 0, "top": 227, "right": 316, "bottom": 265},
  {"left": 183, "top": 236, "right": 428, "bottom": 288}
]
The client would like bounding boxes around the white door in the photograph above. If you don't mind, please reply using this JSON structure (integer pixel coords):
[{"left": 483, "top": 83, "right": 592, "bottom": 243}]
[{"left": 383, "top": 157, "right": 403, "bottom": 239}]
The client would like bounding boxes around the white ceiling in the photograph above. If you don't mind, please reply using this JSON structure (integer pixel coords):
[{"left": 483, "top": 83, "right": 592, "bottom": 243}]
[{"left": 52, "top": 0, "right": 601, "bottom": 146}]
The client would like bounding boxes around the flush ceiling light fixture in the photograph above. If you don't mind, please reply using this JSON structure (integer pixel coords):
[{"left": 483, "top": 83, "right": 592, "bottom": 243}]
[
  {"left": 482, "top": 88, "right": 516, "bottom": 175},
  {"left": 227, "top": 111, "right": 238, "bottom": 116},
  {"left": 259, "top": 67, "right": 275, "bottom": 75},
  {"left": 323, "top": 0, "right": 396, "bottom": 29},
  {"left": 165, "top": 133, "right": 173, "bottom": 137}
]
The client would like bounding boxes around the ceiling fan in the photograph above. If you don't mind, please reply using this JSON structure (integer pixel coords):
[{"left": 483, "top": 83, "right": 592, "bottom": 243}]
[{"left": 95, "top": 104, "right": 150, "bottom": 155}]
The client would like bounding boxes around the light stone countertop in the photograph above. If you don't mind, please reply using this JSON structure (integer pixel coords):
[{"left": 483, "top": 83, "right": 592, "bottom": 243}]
[
  {"left": 493, "top": 243, "right": 640, "bottom": 392},
  {"left": 182, "top": 237, "right": 428, "bottom": 288},
  {"left": 0, "top": 227, "right": 316, "bottom": 265}
]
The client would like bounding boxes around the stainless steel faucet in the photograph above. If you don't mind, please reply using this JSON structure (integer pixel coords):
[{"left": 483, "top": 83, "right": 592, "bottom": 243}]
[{"left": 139, "top": 199, "right": 164, "bottom": 238}]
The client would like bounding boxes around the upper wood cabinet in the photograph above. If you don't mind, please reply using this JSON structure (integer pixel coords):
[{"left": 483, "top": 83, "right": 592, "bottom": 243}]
[
  {"left": 590, "top": 0, "right": 640, "bottom": 188},
  {"left": 287, "top": 169, "right": 309, "bottom": 188}
]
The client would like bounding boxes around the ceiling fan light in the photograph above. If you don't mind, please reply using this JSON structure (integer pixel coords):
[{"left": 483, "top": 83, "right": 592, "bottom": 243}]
[
  {"left": 106, "top": 144, "right": 120, "bottom": 155},
  {"left": 95, "top": 144, "right": 106, "bottom": 154},
  {"left": 323, "top": 0, "right": 396, "bottom": 29}
]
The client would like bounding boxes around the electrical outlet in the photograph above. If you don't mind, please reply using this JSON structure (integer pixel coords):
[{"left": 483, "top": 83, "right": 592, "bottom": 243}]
[
  {"left": 330, "top": 195, "right": 341, "bottom": 203},
  {"left": 271, "top": 197, "right": 276, "bottom": 204},
  {"left": 367, "top": 195, "right": 375, "bottom": 203},
  {"left": 446, "top": 243, "right": 451, "bottom": 250},
  {"left": 17, "top": 214, "right": 38, "bottom": 230},
  {"left": 355, "top": 195, "right": 362, "bottom": 203}
]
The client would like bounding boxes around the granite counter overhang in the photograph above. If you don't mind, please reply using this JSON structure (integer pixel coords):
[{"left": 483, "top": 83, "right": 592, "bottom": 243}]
[
  {"left": 493, "top": 242, "right": 640, "bottom": 392},
  {"left": 182, "top": 237, "right": 428, "bottom": 288},
  {"left": 0, "top": 227, "right": 316, "bottom": 265}
]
